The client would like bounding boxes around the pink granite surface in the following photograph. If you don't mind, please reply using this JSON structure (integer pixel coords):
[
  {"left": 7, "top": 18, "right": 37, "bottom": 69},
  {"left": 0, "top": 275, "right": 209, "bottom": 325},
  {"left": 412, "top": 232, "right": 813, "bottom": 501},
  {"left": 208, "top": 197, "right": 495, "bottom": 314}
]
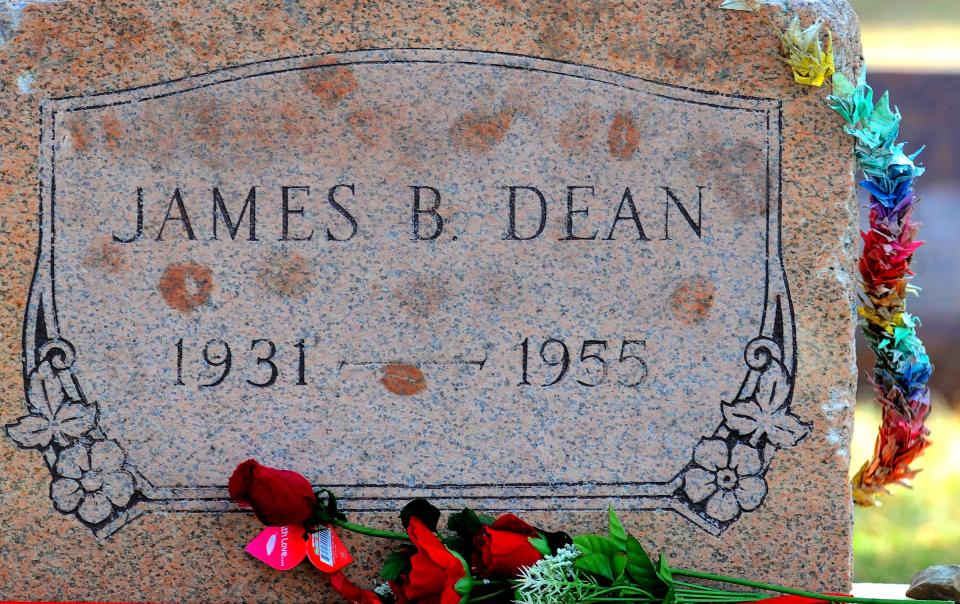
[{"left": 0, "top": 1, "right": 861, "bottom": 601}]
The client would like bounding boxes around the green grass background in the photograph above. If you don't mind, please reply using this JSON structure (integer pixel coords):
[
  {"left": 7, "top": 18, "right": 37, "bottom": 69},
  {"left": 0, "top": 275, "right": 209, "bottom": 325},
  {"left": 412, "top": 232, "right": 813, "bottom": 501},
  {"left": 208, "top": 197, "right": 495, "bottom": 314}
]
[{"left": 852, "top": 402, "right": 960, "bottom": 583}]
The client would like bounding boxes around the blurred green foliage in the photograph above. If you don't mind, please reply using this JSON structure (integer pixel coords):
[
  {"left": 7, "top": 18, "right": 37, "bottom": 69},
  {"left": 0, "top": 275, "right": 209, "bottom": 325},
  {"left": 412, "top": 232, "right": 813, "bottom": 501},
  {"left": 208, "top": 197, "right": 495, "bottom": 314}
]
[{"left": 852, "top": 403, "right": 960, "bottom": 582}]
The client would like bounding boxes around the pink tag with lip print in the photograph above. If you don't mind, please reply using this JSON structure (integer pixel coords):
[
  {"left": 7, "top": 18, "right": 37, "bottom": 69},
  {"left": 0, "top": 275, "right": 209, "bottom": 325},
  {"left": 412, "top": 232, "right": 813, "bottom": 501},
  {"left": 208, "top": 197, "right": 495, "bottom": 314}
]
[{"left": 245, "top": 525, "right": 307, "bottom": 571}]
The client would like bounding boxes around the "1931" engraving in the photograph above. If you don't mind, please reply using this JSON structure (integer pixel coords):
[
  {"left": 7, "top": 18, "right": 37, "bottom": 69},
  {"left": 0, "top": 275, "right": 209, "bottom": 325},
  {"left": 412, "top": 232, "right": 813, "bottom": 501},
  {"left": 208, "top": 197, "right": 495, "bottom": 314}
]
[{"left": 174, "top": 338, "right": 306, "bottom": 388}]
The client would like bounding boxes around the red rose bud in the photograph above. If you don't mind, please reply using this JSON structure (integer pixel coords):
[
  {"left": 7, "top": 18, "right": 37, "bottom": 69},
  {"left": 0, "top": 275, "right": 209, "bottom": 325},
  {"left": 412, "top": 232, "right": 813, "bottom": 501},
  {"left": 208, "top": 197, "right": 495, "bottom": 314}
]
[
  {"left": 391, "top": 517, "right": 468, "bottom": 604},
  {"left": 473, "top": 513, "right": 544, "bottom": 577},
  {"left": 228, "top": 459, "right": 317, "bottom": 526}
]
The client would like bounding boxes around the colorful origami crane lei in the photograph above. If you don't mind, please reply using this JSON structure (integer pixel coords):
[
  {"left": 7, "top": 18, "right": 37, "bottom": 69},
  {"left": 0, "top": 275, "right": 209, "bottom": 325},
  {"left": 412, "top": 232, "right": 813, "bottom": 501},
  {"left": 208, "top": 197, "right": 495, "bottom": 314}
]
[
  {"left": 827, "top": 71, "right": 933, "bottom": 505},
  {"left": 757, "top": 8, "right": 933, "bottom": 505},
  {"left": 723, "top": 0, "right": 933, "bottom": 505}
]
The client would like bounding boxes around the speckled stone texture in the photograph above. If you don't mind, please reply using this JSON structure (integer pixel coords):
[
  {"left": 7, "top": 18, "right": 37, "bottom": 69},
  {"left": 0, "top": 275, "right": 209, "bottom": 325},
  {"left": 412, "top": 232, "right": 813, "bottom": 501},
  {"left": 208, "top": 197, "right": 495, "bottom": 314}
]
[{"left": 0, "top": 1, "right": 860, "bottom": 601}]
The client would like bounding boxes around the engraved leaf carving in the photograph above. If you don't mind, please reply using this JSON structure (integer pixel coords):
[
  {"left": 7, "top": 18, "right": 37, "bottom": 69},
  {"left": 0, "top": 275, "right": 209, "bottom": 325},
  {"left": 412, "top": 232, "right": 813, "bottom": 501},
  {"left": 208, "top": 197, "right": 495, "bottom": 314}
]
[
  {"left": 722, "top": 399, "right": 810, "bottom": 448},
  {"left": 27, "top": 362, "right": 67, "bottom": 417},
  {"left": 4, "top": 402, "right": 96, "bottom": 450},
  {"left": 5, "top": 415, "right": 52, "bottom": 449},
  {"left": 752, "top": 361, "right": 790, "bottom": 411}
]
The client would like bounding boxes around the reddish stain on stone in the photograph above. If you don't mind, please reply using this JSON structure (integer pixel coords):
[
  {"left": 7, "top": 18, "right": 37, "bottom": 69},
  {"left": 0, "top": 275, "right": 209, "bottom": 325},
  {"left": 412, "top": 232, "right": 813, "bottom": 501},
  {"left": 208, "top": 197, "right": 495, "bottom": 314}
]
[
  {"left": 670, "top": 276, "right": 716, "bottom": 324},
  {"left": 192, "top": 98, "right": 224, "bottom": 146},
  {"left": 664, "top": 44, "right": 697, "bottom": 73},
  {"left": 84, "top": 239, "right": 125, "bottom": 273},
  {"left": 65, "top": 114, "right": 91, "bottom": 154},
  {"left": 277, "top": 102, "right": 306, "bottom": 137},
  {"left": 558, "top": 105, "right": 601, "bottom": 154},
  {"left": 158, "top": 262, "right": 214, "bottom": 312},
  {"left": 607, "top": 112, "right": 641, "bottom": 159},
  {"left": 304, "top": 65, "right": 358, "bottom": 108},
  {"left": 452, "top": 108, "right": 514, "bottom": 153},
  {"left": 537, "top": 22, "right": 579, "bottom": 57},
  {"left": 381, "top": 364, "right": 426, "bottom": 396},
  {"left": 347, "top": 108, "right": 382, "bottom": 147},
  {"left": 395, "top": 274, "right": 450, "bottom": 319},
  {"left": 690, "top": 137, "right": 765, "bottom": 221},
  {"left": 257, "top": 252, "right": 315, "bottom": 298},
  {"left": 101, "top": 114, "right": 124, "bottom": 150}
]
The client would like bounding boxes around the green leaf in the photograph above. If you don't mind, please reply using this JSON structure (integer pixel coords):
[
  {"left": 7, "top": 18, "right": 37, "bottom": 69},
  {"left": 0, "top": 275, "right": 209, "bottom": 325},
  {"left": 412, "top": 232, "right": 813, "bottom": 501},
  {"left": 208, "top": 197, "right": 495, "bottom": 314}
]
[
  {"left": 454, "top": 576, "right": 475, "bottom": 597},
  {"left": 573, "top": 534, "right": 621, "bottom": 558},
  {"left": 447, "top": 507, "right": 485, "bottom": 540},
  {"left": 611, "top": 551, "right": 628, "bottom": 580},
  {"left": 574, "top": 552, "right": 614, "bottom": 581},
  {"left": 656, "top": 553, "right": 674, "bottom": 583},
  {"left": 528, "top": 536, "right": 551, "bottom": 557},
  {"left": 379, "top": 549, "right": 414, "bottom": 581},
  {"left": 312, "top": 489, "right": 348, "bottom": 524},
  {"left": 625, "top": 535, "right": 659, "bottom": 585},
  {"left": 624, "top": 536, "right": 668, "bottom": 597},
  {"left": 538, "top": 528, "right": 573, "bottom": 554},
  {"left": 607, "top": 506, "right": 627, "bottom": 550},
  {"left": 476, "top": 512, "right": 495, "bottom": 525}
]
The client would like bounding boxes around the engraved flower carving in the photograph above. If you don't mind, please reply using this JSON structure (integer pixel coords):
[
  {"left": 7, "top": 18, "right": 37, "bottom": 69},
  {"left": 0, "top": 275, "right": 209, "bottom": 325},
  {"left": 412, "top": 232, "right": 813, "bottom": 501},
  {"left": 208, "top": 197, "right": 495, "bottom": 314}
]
[
  {"left": 721, "top": 361, "right": 810, "bottom": 448},
  {"left": 682, "top": 438, "right": 767, "bottom": 522},
  {"left": 51, "top": 440, "right": 136, "bottom": 524}
]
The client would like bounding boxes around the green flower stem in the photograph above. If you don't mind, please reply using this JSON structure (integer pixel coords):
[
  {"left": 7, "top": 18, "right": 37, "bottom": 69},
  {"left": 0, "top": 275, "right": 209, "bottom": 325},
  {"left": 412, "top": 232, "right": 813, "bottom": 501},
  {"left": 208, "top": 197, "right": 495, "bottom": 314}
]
[
  {"left": 672, "top": 568, "right": 948, "bottom": 604},
  {"left": 469, "top": 588, "right": 515, "bottom": 602},
  {"left": 330, "top": 518, "right": 410, "bottom": 541}
]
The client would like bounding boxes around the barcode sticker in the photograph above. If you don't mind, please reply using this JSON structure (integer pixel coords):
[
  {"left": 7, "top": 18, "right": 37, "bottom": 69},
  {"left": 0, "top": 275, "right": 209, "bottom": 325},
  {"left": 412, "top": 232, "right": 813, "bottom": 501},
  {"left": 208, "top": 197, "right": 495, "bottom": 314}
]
[
  {"left": 315, "top": 528, "right": 334, "bottom": 566},
  {"left": 306, "top": 525, "right": 353, "bottom": 572}
]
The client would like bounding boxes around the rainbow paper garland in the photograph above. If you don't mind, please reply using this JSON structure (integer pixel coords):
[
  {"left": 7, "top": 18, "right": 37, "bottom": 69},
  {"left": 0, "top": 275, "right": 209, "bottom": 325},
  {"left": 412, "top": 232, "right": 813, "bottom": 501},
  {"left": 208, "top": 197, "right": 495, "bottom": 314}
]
[
  {"left": 825, "top": 72, "right": 932, "bottom": 506},
  {"left": 723, "top": 3, "right": 935, "bottom": 505}
]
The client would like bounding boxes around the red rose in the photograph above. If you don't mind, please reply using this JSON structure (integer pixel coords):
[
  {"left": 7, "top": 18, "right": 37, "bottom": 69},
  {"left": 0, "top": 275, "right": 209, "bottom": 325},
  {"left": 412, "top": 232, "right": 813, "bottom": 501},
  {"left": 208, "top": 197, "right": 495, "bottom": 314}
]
[
  {"left": 228, "top": 459, "right": 317, "bottom": 526},
  {"left": 473, "top": 514, "right": 543, "bottom": 577},
  {"left": 391, "top": 517, "right": 468, "bottom": 604}
]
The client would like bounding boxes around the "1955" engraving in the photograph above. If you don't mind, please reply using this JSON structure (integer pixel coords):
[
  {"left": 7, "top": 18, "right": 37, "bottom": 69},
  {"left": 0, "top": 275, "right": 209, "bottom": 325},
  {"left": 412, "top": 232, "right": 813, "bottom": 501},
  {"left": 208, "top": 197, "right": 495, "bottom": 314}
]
[{"left": 518, "top": 337, "right": 648, "bottom": 388}]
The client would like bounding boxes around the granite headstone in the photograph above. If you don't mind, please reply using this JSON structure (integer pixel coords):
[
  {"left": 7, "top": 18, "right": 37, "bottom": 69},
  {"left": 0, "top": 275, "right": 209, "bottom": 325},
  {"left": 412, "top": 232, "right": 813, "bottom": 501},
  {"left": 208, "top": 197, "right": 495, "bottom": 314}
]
[{"left": 0, "top": 1, "right": 861, "bottom": 600}]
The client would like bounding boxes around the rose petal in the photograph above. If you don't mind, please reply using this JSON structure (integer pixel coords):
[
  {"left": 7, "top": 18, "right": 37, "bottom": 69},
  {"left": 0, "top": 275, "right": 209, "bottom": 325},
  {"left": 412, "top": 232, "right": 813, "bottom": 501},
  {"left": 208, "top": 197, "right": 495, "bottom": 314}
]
[
  {"left": 730, "top": 443, "right": 762, "bottom": 476},
  {"left": 683, "top": 467, "right": 717, "bottom": 503},
  {"left": 50, "top": 478, "right": 83, "bottom": 513},
  {"left": 102, "top": 471, "right": 135, "bottom": 507},
  {"left": 705, "top": 490, "right": 740, "bottom": 522},
  {"left": 693, "top": 439, "right": 729, "bottom": 471},
  {"left": 78, "top": 492, "right": 113, "bottom": 524},
  {"left": 56, "top": 444, "right": 90, "bottom": 479},
  {"left": 90, "top": 440, "right": 125, "bottom": 473}
]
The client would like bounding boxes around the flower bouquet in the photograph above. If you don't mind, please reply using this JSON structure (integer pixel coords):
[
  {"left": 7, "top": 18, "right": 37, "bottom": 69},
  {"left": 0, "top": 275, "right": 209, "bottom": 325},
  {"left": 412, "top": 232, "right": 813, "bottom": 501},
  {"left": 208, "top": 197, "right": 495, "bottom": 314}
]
[{"left": 230, "top": 460, "right": 947, "bottom": 604}]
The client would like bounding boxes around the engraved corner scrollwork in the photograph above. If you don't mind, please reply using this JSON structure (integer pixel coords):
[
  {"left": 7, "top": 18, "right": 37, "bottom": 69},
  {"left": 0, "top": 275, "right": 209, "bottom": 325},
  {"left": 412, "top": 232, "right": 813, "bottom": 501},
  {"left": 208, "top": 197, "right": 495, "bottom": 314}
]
[
  {"left": 7, "top": 284, "right": 145, "bottom": 536},
  {"left": 674, "top": 295, "right": 811, "bottom": 533}
]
